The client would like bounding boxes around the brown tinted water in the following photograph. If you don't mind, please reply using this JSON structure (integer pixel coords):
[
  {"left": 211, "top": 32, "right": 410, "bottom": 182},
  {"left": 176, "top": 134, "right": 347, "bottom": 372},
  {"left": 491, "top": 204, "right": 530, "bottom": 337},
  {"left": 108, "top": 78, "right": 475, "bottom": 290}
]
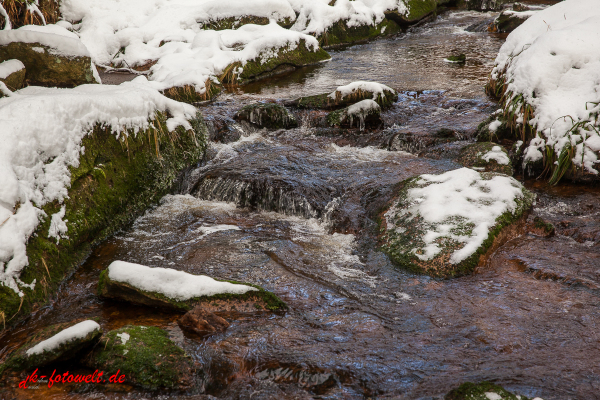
[{"left": 2, "top": 7, "right": 598, "bottom": 400}]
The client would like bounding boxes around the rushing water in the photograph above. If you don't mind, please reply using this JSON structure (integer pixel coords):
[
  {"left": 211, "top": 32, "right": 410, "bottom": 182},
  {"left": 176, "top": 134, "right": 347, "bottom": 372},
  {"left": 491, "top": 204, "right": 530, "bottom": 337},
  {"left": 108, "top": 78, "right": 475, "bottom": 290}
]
[{"left": 2, "top": 6, "right": 598, "bottom": 400}]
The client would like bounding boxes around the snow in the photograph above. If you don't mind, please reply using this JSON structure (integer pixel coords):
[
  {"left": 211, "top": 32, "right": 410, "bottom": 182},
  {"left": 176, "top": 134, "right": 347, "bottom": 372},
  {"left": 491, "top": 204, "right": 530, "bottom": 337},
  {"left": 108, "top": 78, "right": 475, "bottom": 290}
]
[
  {"left": 0, "top": 81, "right": 197, "bottom": 296},
  {"left": 484, "top": 393, "right": 502, "bottom": 400},
  {"left": 116, "top": 332, "right": 130, "bottom": 345},
  {"left": 488, "top": 119, "right": 501, "bottom": 133},
  {"left": 0, "top": 25, "right": 90, "bottom": 57},
  {"left": 107, "top": 260, "right": 258, "bottom": 301},
  {"left": 48, "top": 206, "right": 68, "bottom": 243},
  {"left": 0, "top": 59, "right": 25, "bottom": 79},
  {"left": 385, "top": 168, "right": 526, "bottom": 264},
  {"left": 482, "top": 146, "right": 510, "bottom": 165},
  {"left": 491, "top": 0, "right": 600, "bottom": 173},
  {"left": 26, "top": 320, "right": 100, "bottom": 356},
  {"left": 330, "top": 80, "right": 395, "bottom": 100},
  {"left": 348, "top": 99, "right": 380, "bottom": 114}
]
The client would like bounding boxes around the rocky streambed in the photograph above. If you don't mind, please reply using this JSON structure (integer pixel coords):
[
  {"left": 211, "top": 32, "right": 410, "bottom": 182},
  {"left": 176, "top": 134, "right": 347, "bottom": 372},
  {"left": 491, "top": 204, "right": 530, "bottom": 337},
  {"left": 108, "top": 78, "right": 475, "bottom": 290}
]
[{"left": 2, "top": 4, "right": 599, "bottom": 400}]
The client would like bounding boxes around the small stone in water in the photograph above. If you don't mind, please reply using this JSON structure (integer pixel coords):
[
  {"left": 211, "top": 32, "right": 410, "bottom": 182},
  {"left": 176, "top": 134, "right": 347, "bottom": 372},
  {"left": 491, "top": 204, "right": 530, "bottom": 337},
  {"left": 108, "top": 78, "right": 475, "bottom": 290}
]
[
  {"left": 178, "top": 306, "right": 230, "bottom": 336},
  {"left": 446, "top": 54, "right": 466, "bottom": 63}
]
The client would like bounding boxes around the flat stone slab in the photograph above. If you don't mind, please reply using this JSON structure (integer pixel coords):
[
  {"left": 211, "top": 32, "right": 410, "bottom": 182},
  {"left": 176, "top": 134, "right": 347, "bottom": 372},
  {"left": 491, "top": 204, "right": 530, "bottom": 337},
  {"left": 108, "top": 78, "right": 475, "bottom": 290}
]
[{"left": 98, "top": 260, "right": 287, "bottom": 312}]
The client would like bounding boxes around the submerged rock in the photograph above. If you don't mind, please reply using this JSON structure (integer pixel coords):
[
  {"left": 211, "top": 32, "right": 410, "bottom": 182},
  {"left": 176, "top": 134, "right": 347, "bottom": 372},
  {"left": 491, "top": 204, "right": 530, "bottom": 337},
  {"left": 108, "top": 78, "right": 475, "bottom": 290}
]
[
  {"left": 178, "top": 306, "right": 230, "bottom": 336},
  {"left": 85, "top": 325, "right": 194, "bottom": 390},
  {"left": 326, "top": 99, "right": 383, "bottom": 130},
  {"left": 234, "top": 103, "right": 298, "bottom": 129},
  {"left": 489, "top": 9, "right": 536, "bottom": 33},
  {"left": 98, "top": 261, "right": 287, "bottom": 312},
  {"left": 1, "top": 320, "right": 101, "bottom": 374},
  {"left": 289, "top": 81, "right": 397, "bottom": 110},
  {"left": 445, "top": 381, "right": 530, "bottom": 400},
  {"left": 0, "top": 59, "right": 25, "bottom": 93},
  {"left": 0, "top": 26, "right": 99, "bottom": 87},
  {"left": 381, "top": 168, "right": 534, "bottom": 278},
  {"left": 457, "top": 142, "right": 513, "bottom": 175}
]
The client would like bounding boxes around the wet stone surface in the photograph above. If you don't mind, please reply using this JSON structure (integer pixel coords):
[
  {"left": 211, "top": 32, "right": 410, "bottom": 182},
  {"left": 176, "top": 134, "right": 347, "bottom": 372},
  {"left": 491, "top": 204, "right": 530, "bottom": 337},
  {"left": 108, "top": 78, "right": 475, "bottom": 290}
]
[{"left": 0, "top": 7, "right": 598, "bottom": 400}]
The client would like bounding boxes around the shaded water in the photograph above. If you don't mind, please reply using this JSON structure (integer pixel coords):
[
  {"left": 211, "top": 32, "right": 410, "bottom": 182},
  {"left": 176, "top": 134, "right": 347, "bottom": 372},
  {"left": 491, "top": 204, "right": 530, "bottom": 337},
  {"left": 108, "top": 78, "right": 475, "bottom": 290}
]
[{"left": 2, "top": 7, "right": 598, "bottom": 400}]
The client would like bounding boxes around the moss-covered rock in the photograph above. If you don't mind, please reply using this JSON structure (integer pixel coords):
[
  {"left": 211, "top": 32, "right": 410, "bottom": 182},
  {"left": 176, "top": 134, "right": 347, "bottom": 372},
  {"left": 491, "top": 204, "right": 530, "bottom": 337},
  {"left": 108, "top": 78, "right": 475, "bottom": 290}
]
[
  {"left": 489, "top": 10, "right": 533, "bottom": 33},
  {"left": 0, "top": 59, "right": 25, "bottom": 93},
  {"left": 1, "top": 319, "right": 101, "bottom": 375},
  {"left": 222, "top": 39, "right": 331, "bottom": 85},
  {"left": 97, "top": 268, "right": 287, "bottom": 312},
  {"left": 85, "top": 325, "right": 194, "bottom": 390},
  {"left": 381, "top": 169, "right": 535, "bottom": 278},
  {"left": 0, "top": 41, "right": 98, "bottom": 87},
  {"left": 201, "top": 15, "right": 294, "bottom": 30},
  {"left": 0, "top": 113, "right": 208, "bottom": 331},
  {"left": 290, "top": 83, "right": 397, "bottom": 110},
  {"left": 234, "top": 102, "right": 298, "bottom": 129},
  {"left": 161, "top": 80, "right": 222, "bottom": 104},
  {"left": 457, "top": 142, "right": 514, "bottom": 175},
  {"left": 326, "top": 99, "right": 383, "bottom": 130},
  {"left": 446, "top": 53, "right": 466, "bottom": 63},
  {"left": 385, "top": 0, "right": 437, "bottom": 25},
  {"left": 318, "top": 18, "right": 402, "bottom": 48},
  {"left": 445, "top": 381, "right": 530, "bottom": 400}
]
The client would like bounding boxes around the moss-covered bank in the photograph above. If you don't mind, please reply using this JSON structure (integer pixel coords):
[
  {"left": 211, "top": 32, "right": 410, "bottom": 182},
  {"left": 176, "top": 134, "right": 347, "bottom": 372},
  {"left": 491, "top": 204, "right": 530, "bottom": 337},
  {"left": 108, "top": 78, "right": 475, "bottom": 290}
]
[
  {"left": 0, "top": 113, "right": 208, "bottom": 331},
  {"left": 98, "top": 269, "right": 288, "bottom": 312}
]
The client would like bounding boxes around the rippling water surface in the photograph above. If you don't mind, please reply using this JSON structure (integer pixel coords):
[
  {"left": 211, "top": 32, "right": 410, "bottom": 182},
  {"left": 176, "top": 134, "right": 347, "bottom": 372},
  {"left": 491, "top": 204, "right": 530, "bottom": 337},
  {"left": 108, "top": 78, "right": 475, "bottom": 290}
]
[{"left": 2, "top": 6, "right": 598, "bottom": 400}]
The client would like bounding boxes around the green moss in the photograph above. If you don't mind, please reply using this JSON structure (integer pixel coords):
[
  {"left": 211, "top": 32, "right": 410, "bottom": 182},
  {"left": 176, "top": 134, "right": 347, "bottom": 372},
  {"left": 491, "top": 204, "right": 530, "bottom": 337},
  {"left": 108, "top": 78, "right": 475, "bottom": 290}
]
[
  {"left": 1, "top": 319, "right": 102, "bottom": 375},
  {"left": 445, "top": 381, "right": 529, "bottom": 400},
  {"left": 405, "top": 0, "right": 438, "bottom": 23},
  {"left": 98, "top": 270, "right": 288, "bottom": 312},
  {"left": 228, "top": 39, "right": 331, "bottom": 84},
  {"left": 0, "top": 42, "right": 97, "bottom": 87},
  {"left": 201, "top": 15, "right": 294, "bottom": 30},
  {"left": 446, "top": 54, "right": 466, "bottom": 63},
  {"left": 0, "top": 112, "right": 208, "bottom": 330},
  {"left": 381, "top": 173, "right": 535, "bottom": 278},
  {"left": 87, "top": 326, "right": 193, "bottom": 390},
  {"left": 533, "top": 216, "right": 555, "bottom": 235},
  {"left": 234, "top": 103, "right": 298, "bottom": 129},
  {"left": 318, "top": 18, "right": 402, "bottom": 48},
  {"left": 457, "top": 142, "right": 514, "bottom": 175}
]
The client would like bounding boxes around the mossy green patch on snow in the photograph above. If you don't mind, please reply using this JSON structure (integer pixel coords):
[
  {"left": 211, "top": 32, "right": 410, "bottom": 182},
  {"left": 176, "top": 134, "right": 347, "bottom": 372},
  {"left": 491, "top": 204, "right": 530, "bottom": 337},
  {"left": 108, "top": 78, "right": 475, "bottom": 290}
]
[
  {"left": 85, "top": 325, "right": 194, "bottom": 390},
  {"left": 381, "top": 172, "right": 534, "bottom": 278},
  {"left": 445, "top": 381, "right": 529, "bottom": 400},
  {"left": 97, "top": 269, "right": 287, "bottom": 312},
  {"left": 0, "top": 113, "right": 208, "bottom": 331}
]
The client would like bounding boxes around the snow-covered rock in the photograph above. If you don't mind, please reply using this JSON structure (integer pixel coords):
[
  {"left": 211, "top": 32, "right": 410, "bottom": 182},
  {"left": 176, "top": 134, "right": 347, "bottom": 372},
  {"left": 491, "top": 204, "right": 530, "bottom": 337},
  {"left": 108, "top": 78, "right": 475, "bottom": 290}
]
[
  {"left": 290, "top": 80, "right": 397, "bottom": 110},
  {"left": 457, "top": 142, "right": 513, "bottom": 175},
  {"left": 0, "top": 58, "right": 25, "bottom": 94},
  {"left": 490, "top": 9, "right": 538, "bottom": 33},
  {"left": 0, "top": 24, "right": 99, "bottom": 87},
  {"left": 326, "top": 99, "right": 383, "bottom": 130},
  {"left": 489, "top": 0, "right": 600, "bottom": 183},
  {"left": 98, "top": 261, "right": 287, "bottom": 311},
  {"left": 381, "top": 168, "right": 534, "bottom": 278},
  {"left": 0, "top": 82, "right": 197, "bottom": 297},
  {"left": 2, "top": 320, "right": 101, "bottom": 372}
]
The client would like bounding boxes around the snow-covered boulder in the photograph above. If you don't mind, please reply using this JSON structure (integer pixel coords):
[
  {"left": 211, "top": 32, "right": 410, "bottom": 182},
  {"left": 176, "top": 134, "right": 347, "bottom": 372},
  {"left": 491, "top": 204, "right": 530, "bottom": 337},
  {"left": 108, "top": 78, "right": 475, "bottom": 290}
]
[
  {"left": 1, "top": 320, "right": 101, "bottom": 373},
  {"left": 490, "top": 9, "right": 537, "bottom": 33},
  {"left": 0, "top": 82, "right": 208, "bottom": 329},
  {"left": 0, "top": 24, "right": 99, "bottom": 87},
  {"left": 85, "top": 325, "right": 194, "bottom": 390},
  {"left": 234, "top": 102, "right": 298, "bottom": 129},
  {"left": 487, "top": 0, "right": 600, "bottom": 184},
  {"left": 326, "top": 99, "right": 383, "bottom": 130},
  {"left": 457, "top": 142, "right": 513, "bottom": 175},
  {"left": 381, "top": 168, "right": 534, "bottom": 278},
  {"left": 0, "top": 59, "right": 25, "bottom": 94},
  {"left": 290, "top": 81, "right": 398, "bottom": 110},
  {"left": 98, "top": 261, "right": 287, "bottom": 312}
]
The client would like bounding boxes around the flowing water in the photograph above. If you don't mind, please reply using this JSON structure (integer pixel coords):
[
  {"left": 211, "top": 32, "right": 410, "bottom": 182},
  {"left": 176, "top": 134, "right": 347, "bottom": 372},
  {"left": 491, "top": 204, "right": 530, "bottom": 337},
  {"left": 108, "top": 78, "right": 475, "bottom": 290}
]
[{"left": 3, "top": 6, "right": 599, "bottom": 400}]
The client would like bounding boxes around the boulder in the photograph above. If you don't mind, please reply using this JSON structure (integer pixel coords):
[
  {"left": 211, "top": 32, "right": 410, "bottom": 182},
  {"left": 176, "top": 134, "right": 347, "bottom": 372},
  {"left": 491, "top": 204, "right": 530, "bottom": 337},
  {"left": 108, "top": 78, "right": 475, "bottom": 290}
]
[
  {"left": 326, "top": 99, "right": 383, "bottom": 130},
  {"left": 289, "top": 81, "right": 397, "bottom": 110},
  {"left": 465, "top": 0, "right": 509, "bottom": 11},
  {"left": 234, "top": 103, "right": 298, "bottom": 129},
  {"left": 84, "top": 325, "right": 194, "bottom": 390},
  {"left": 222, "top": 39, "right": 331, "bottom": 85},
  {"left": 445, "top": 381, "right": 531, "bottom": 400},
  {"left": 1, "top": 320, "right": 101, "bottom": 374},
  {"left": 0, "top": 59, "right": 25, "bottom": 93},
  {"left": 98, "top": 261, "right": 287, "bottom": 312},
  {"left": 381, "top": 168, "right": 534, "bottom": 278},
  {"left": 317, "top": 18, "right": 402, "bottom": 48},
  {"left": 0, "top": 25, "right": 99, "bottom": 87},
  {"left": 457, "top": 142, "right": 514, "bottom": 175},
  {"left": 178, "top": 306, "right": 230, "bottom": 336},
  {"left": 489, "top": 9, "right": 536, "bottom": 33}
]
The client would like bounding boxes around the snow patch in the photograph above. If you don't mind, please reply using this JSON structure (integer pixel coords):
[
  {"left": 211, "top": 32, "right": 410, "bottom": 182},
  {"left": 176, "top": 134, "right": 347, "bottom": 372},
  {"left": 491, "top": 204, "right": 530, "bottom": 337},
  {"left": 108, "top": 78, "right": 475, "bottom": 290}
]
[
  {"left": 0, "top": 25, "right": 90, "bottom": 57},
  {"left": 107, "top": 260, "right": 258, "bottom": 301},
  {"left": 48, "top": 206, "right": 68, "bottom": 243},
  {"left": 116, "top": 332, "right": 130, "bottom": 345},
  {"left": 26, "top": 320, "right": 100, "bottom": 356},
  {"left": 482, "top": 146, "right": 510, "bottom": 165},
  {"left": 329, "top": 80, "right": 394, "bottom": 100},
  {"left": 0, "top": 59, "right": 25, "bottom": 79}
]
